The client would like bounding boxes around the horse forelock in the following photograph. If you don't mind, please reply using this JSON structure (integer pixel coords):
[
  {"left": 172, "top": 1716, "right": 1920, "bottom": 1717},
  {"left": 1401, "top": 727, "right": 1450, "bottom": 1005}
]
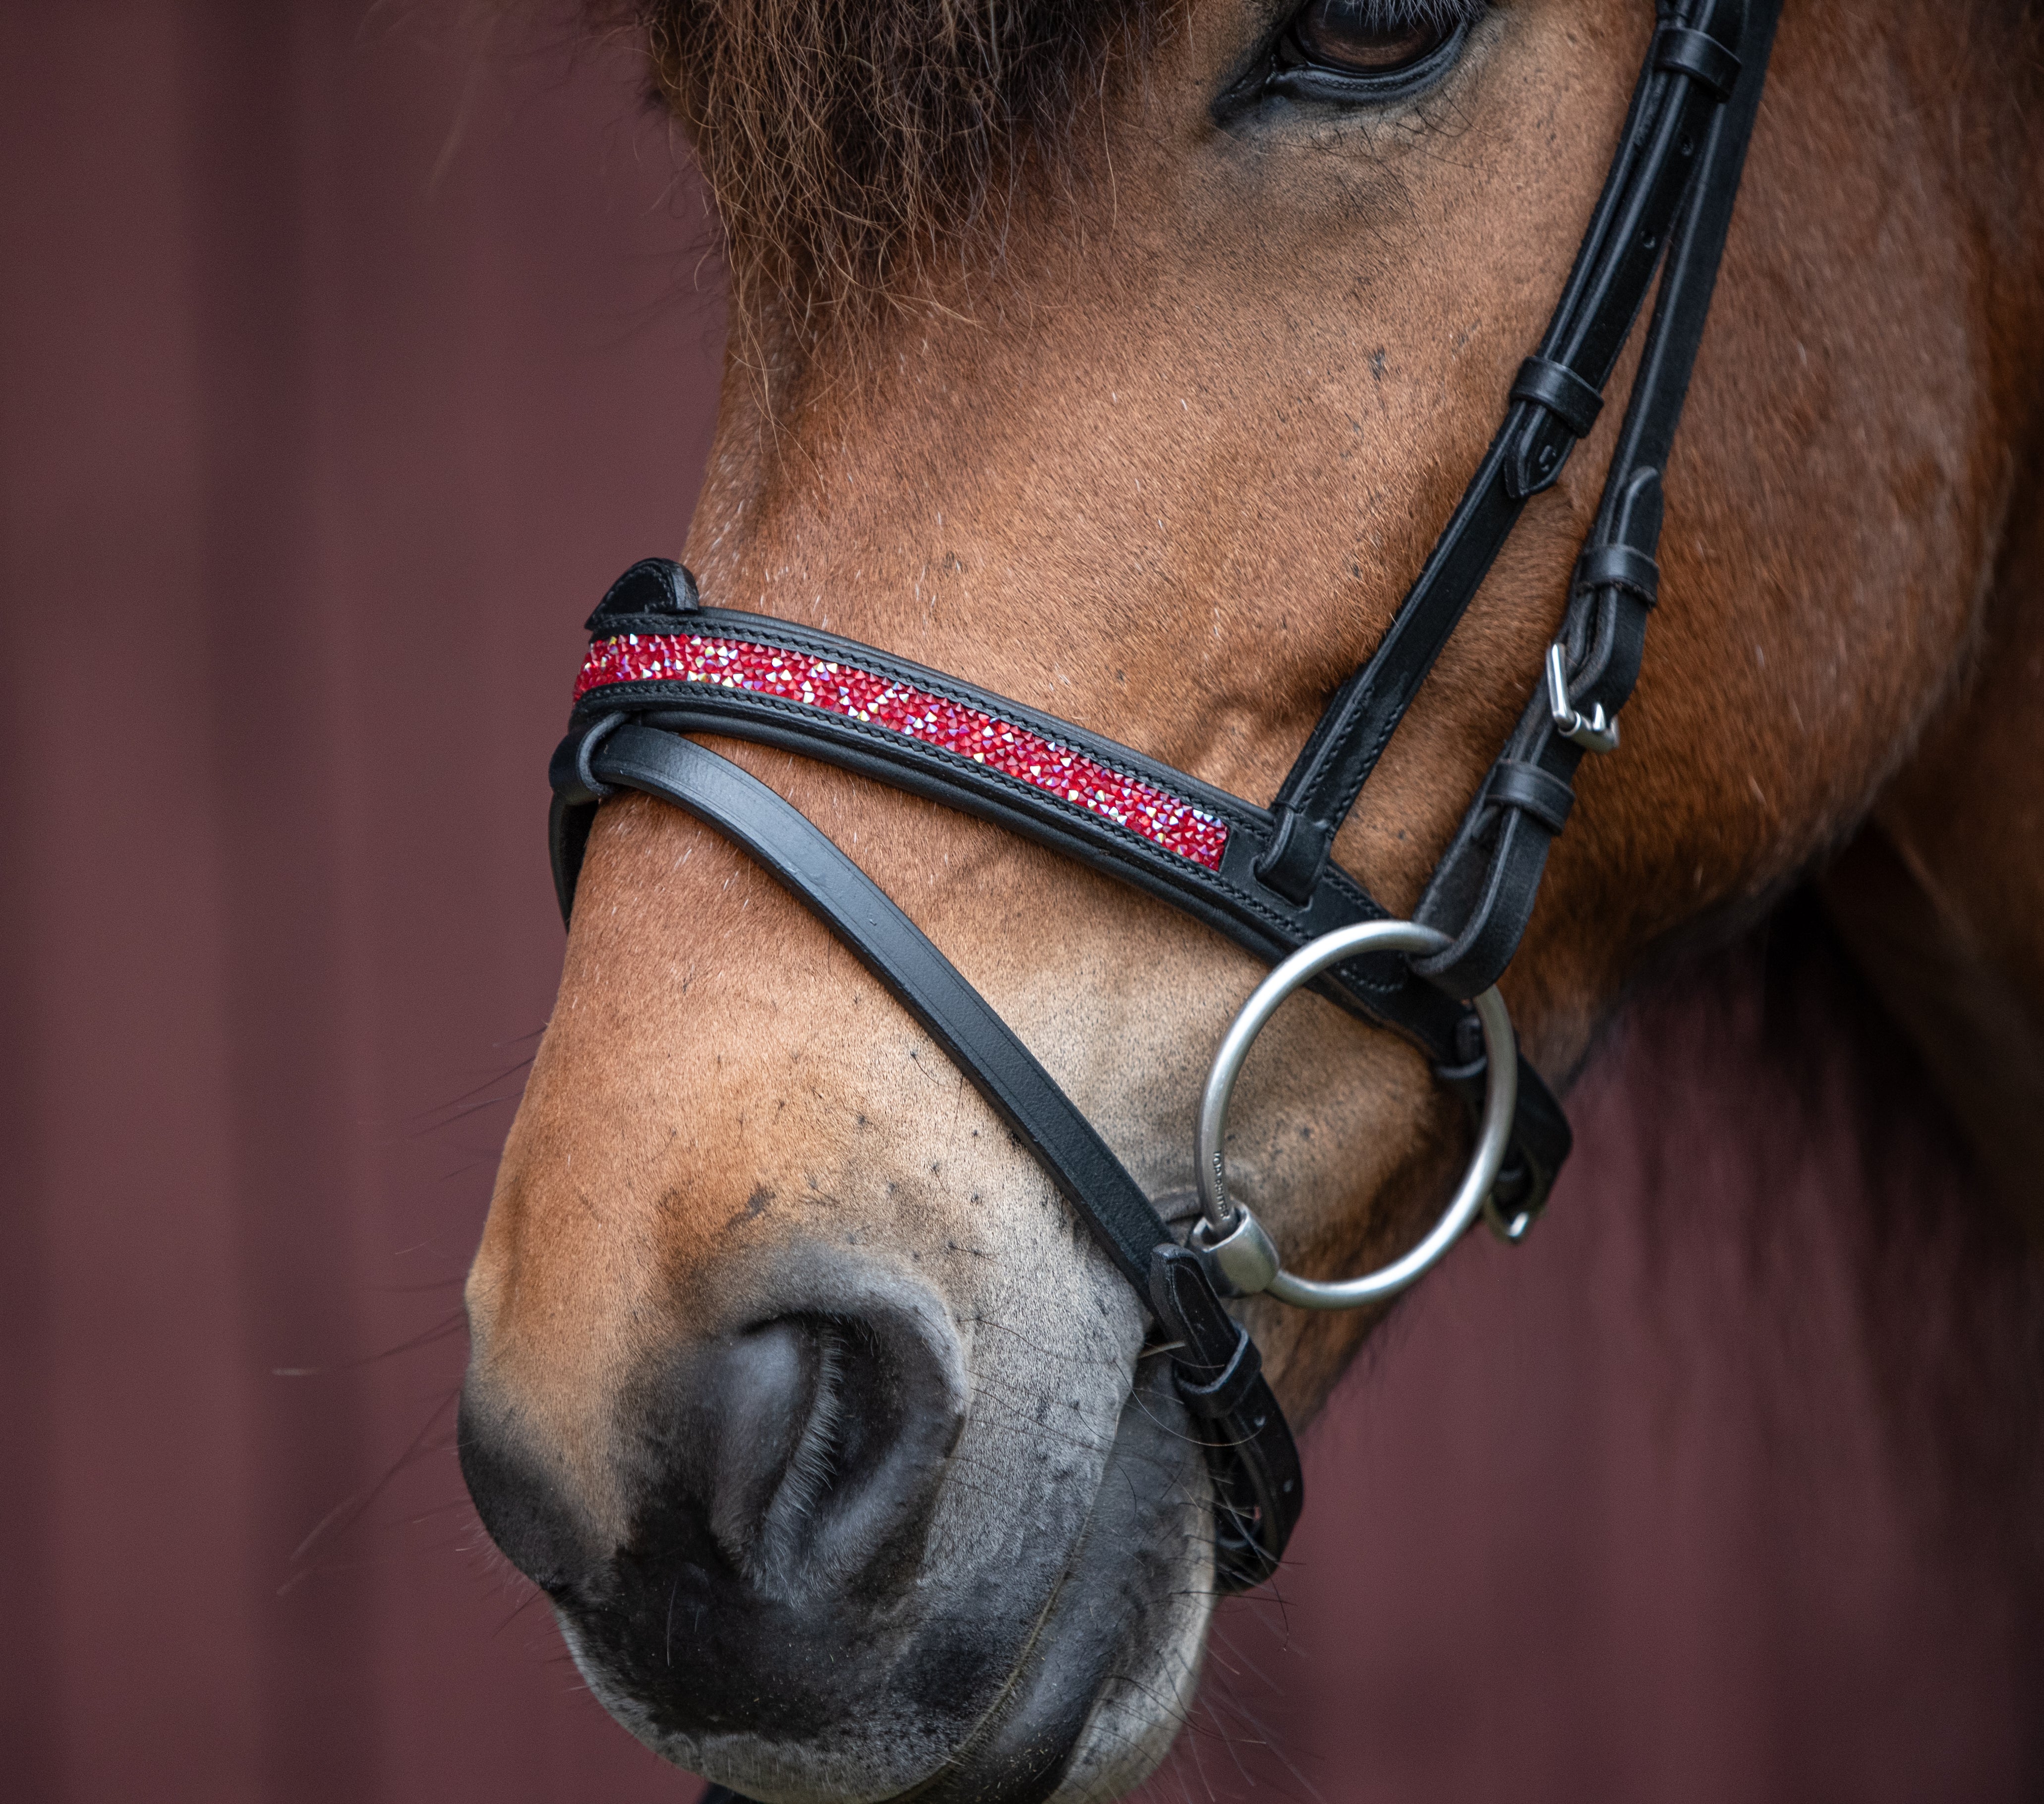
[{"left": 599, "top": 0, "right": 1168, "bottom": 335}]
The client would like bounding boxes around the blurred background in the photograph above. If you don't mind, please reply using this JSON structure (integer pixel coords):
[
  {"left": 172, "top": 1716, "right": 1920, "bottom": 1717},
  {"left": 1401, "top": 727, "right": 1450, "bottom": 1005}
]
[{"left": 4, "top": 5, "right": 2041, "bottom": 1802}]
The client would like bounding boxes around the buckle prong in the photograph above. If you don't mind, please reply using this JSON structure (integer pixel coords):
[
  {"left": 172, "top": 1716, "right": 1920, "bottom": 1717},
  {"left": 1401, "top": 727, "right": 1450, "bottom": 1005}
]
[{"left": 1546, "top": 643, "right": 1621, "bottom": 753}]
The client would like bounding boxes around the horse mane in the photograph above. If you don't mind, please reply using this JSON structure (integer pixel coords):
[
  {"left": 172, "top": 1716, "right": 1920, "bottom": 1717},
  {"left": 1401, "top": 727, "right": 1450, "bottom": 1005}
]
[{"left": 597, "top": 0, "right": 1165, "bottom": 339}]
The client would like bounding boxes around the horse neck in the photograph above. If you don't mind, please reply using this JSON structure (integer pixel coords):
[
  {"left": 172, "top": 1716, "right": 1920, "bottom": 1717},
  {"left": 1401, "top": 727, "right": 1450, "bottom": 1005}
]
[{"left": 1818, "top": 18, "right": 2044, "bottom": 1234}]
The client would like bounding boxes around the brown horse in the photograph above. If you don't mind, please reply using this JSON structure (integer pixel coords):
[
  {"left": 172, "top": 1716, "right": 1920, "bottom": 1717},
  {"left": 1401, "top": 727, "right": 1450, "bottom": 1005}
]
[{"left": 459, "top": 1, "right": 2044, "bottom": 1799}]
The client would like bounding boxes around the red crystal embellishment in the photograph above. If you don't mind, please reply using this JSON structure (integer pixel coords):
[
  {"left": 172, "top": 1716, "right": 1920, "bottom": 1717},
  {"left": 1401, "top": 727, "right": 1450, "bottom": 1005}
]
[{"left": 575, "top": 633, "right": 1229, "bottom": 871}]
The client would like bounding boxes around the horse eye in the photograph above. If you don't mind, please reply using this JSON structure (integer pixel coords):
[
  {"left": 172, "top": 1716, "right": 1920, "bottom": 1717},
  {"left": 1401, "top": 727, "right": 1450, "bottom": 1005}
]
[{"left": 1287, "top": 1, "right": 1452, "bottom": 76}]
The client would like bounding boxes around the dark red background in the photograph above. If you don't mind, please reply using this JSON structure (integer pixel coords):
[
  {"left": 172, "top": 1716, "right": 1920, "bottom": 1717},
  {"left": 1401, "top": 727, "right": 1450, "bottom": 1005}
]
[{"left": 4, "top": 7, "right": 2040, "bottom": 1801}]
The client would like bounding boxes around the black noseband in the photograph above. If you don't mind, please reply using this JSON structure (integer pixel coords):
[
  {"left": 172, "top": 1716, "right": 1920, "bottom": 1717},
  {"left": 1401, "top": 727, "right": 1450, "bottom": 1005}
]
[{"left": 545, "top": 0, "right": 1780, "bottom": 1601}]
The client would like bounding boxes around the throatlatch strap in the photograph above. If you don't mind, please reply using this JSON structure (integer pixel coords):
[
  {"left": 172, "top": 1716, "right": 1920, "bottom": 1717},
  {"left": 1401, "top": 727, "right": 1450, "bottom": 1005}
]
[{"left": 552, "top": 724, "right": 1302, "bottom": 1589}]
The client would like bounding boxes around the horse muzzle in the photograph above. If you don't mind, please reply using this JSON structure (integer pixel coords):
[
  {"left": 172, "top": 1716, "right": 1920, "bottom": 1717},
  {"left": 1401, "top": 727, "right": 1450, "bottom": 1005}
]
[{"left": 459, "top": 1248, "right": 1211, "bottom": 1804}]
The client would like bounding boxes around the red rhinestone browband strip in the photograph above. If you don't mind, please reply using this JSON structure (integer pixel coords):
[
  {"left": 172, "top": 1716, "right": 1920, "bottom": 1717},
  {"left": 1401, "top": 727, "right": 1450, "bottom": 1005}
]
[{"left": 576, "top": 633, "right": 1230, "bottom": 871}]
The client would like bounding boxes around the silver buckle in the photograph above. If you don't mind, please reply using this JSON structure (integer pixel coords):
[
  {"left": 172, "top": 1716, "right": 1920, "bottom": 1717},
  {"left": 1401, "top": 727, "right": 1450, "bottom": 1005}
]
[{"left": 1546, "top": 643, "right": 1620, "bottom": 754}]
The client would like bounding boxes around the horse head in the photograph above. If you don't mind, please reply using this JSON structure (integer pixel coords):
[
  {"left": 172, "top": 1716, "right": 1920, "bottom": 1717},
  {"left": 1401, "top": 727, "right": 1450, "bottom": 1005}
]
[{"left": 459, "top": 3, "right": 2044, "bottom": 1799}]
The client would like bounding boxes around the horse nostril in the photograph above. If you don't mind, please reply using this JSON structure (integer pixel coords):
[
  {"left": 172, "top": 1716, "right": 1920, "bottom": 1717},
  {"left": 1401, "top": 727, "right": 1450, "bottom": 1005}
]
[
  {"left": 462, "top": 1268, "right": 971, "bottom": 1735},
  {"left": 651, "top": 1301, "right": 965, "bottom": 1598},
  {"left": 705, "top": 1315, "right": 861, "bottom": 1570}
]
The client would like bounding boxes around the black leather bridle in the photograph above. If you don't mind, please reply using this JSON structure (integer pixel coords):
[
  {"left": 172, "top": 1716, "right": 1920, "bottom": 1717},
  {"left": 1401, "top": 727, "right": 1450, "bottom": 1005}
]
[{"left": 546, "top": 0, "right": 1781, "bottom": 1595}]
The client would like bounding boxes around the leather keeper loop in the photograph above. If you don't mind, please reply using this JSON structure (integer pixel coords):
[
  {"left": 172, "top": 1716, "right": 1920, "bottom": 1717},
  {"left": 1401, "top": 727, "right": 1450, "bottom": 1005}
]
[
  {"left": 1575, "top": 542, "right": 1661, "bottom": 605},
  {"left": 574, "top": 712, "right": 627, "bottom": 800},
  {"left": 1171, "top": 1319, "right": 1263, "bottom": 1421},
  {"left": 1252, "top": 802, "right": 1332, "bottom": 906},
  {"left": 1489, "top": 761, "right": 1575, "bottom": 835},
  {"left": 1511, "top": 357, "right": 1605, "bottom": 441},
  {"left": 1653, "top": 24, "right": 1741, "bottom": 102},
  {"left": 1150, "top": 1245, "right": 1267, "bottom": 1419}
]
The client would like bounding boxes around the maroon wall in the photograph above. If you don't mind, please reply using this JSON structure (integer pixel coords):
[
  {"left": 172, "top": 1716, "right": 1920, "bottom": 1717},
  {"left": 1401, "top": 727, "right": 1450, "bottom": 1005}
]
[{"left": 3, "top": 6, "right": 2038, "bottom": 1802}]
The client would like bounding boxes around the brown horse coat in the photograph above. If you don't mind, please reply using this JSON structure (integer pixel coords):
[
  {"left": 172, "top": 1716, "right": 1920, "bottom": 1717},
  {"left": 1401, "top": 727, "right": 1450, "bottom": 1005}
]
[{"left": 463, "top": 4, "right": 2044, "bottom": 1798}]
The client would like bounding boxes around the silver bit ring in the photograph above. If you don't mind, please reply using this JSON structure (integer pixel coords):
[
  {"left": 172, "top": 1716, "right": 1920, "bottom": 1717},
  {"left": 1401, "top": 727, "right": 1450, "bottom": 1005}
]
[{"left": 1194, "top": 919, "right": 1519, "bottom": 1312}]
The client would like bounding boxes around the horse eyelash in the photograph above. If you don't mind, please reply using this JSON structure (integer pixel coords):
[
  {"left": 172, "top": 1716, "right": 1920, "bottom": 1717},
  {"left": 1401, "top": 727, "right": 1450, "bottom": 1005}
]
[
  {"left": 1343, "top": 0, "right": 1487, "bottom": 24},
  {"left": 1244, "top": 0, "right": 1488, "bottom": 115}
]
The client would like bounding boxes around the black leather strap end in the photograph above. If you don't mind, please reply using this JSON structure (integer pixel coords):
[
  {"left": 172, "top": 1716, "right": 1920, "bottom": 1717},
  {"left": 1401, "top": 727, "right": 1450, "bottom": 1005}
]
[
  {"left": 1150, "top": 1247, "right": 1247, "bottom": 1388},
  {"left": 547, "top": 722, "right": 620, "bottom": 925},
  {"left": 548, "top": 790, "right": 595, "bottom": 926},
  {"left": 1419, "top": 850, "right": 1551, "bottom": 998},
  {"left": 547, "top": 729, "right": 591, "bottom": 806},
  {"left": 1507, "top": 357, "right": 1604, "bottom": 499},
  {"left": 585, "top": 556, "right": 700, "bottom": 631},
  {"left": 1149, "top": 1245, "right": 1302, "bottom": 1591},
  {"left": 1653, "top": 23, "right": 1741, "bottom": 102},
  {"left": 1500, "top": 1049, "right": 1572, "bottom": 1221},
  {"left": 1488, "top": 760, "right": 1575, "bottom": 836},
  {"left": 1150, "top": 1255, "right": 1263, "bottom": 1421},
  {"left": 1435, "top": 1047, "right": 1571, "bottom": 1227},
  {"left": 1575, "top": 541, "right": 1661, "bottom": 605}
]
